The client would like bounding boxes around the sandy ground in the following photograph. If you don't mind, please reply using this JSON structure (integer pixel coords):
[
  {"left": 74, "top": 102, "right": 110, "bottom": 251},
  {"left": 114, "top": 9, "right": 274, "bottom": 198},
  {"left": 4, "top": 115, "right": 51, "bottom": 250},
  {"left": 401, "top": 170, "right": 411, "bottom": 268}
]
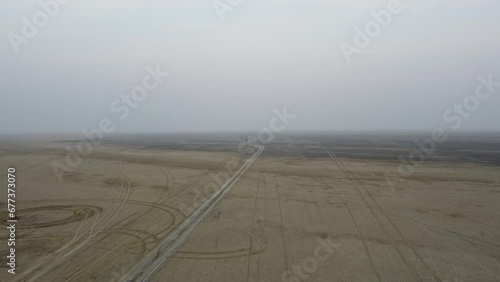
[
  {"left": 0, "top": 139, "right": 245, "bottom": 281},
  {"left": 1, "top": 136, "right": 500, "bottom": 281},
  {"left": 153, "top": 146, "right": 500, "bottom": 282}
]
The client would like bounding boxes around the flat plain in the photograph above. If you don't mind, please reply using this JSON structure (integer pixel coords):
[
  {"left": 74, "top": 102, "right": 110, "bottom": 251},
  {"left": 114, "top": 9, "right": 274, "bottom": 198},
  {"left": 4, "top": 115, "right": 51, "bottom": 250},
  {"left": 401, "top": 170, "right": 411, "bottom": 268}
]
[{"left": 1, "top": 133, "right": 500, "bottom": 281}]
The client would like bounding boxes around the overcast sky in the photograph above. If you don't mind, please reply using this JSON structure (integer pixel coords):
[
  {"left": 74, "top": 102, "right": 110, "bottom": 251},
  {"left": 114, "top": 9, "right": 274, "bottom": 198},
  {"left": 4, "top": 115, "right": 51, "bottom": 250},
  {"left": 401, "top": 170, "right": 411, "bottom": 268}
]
[{"left": 1, "top": 0, "right": 499, "bottom": 134}]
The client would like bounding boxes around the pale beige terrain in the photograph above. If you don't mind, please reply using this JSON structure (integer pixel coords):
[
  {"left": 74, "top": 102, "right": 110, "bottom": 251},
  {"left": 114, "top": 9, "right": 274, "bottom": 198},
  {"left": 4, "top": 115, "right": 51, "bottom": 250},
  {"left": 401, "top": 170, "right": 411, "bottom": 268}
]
[
  {"left": 0, "top": 138, "right": 245, "bottom": 282},
  {"left": 1, "top": 137, "right": 500, "bottom": 281},
  {"left": 153, "top": 146, "right": 500, "bottom": 282}
]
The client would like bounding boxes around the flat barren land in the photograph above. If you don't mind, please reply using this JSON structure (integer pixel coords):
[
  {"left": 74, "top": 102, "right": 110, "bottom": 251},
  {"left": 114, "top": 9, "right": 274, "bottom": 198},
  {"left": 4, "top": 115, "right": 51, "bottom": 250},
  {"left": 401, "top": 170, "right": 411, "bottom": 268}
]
[{"left": 1, "top": 133, "right": 500, "bottom": 281}]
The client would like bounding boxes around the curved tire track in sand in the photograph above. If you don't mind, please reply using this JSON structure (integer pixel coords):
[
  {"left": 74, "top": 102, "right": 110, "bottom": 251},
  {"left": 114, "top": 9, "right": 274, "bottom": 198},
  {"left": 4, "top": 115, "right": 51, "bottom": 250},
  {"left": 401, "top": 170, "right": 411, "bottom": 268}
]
[
  {"left": 321, "top": 145, "right": 441, "bottom": 281},
  {"left": 14, "top": 172, "right": 132, "bottom": 282},
  {"left": 124, "top": 145, "right": 265, "bottom": 282}
]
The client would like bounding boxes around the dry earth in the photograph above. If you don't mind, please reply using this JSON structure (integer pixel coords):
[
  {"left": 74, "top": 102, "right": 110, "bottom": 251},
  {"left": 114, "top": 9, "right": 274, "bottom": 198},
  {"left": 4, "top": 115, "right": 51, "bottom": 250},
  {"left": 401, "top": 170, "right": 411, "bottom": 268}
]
[{"left": 1, "top": 134, "right": 500, "bottom": 281}]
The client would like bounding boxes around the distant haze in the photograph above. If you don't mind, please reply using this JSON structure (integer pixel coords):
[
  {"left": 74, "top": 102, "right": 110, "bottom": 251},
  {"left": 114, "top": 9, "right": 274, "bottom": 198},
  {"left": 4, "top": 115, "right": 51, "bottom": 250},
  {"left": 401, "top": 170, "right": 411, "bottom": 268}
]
[{"left": 1, "top": 0, "right": 499, "bottom": 134}]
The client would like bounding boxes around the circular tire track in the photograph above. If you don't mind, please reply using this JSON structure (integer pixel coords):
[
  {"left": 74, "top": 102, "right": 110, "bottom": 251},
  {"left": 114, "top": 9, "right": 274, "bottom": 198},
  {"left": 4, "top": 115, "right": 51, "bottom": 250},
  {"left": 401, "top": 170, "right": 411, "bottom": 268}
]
[
  {"left": 175, "top": 234, "right": 268, "bottom": 260},
  {"left": 1, "top": 205, "right": 103, "bottom": 229}
]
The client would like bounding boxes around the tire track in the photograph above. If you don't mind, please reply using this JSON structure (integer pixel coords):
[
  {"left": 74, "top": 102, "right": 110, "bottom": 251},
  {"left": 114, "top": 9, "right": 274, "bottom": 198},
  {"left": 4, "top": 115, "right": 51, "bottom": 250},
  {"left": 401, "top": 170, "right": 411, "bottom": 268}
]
[
  {"left": 15, "top": 170, "right": 132, "bottom": 282},
  {"left": 15, "top": 147, "right": 254, "bottom": 280},
  {"left": 89, "top": 155, "right": 240, "bottom": 270},
  {"left": 270, "top": 167, "right": 290, "bottom": 274},
  {"left": 246, "top": 165, "right": 265, "bottom": 282},
  {"left": 125, "top": 145, "right": 265, "bottom": 281},
  {"left": 256, "top": 161, "right": 269, "bottom": 280},
  {"left": 302, "top": 167, "right": 381, "bottom": 281},
  {"left": 320, "top": 145, "right": 420, "bottom": 281},
  {"left": 383, "top": 207, "right": 500, "bottom": 279},
  {"left": 321, "top": 145, "right": 441, "bottom": 281},
  {"left": 176, "top": 233, "right": 268, "bottom": 260},
  {"left": 73, "top": 157, "right": 236, "bottom": 278},
  {"left": 18, "top": 151, "right": 128, "bottom": 269}
]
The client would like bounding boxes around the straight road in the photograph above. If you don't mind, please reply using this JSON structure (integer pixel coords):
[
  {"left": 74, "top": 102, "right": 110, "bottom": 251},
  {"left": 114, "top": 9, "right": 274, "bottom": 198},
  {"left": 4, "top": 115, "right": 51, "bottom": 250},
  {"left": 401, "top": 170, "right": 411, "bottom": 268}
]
[{"left": 125, "top": 145, "right": 265, "bottom": 281}]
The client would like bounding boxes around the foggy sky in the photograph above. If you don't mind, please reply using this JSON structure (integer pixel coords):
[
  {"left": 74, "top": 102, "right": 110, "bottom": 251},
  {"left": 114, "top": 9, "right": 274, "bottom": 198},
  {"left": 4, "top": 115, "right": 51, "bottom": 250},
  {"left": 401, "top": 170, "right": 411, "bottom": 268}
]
[{"left": 1, "top": 0, "right": 500, "bottom": 134}]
